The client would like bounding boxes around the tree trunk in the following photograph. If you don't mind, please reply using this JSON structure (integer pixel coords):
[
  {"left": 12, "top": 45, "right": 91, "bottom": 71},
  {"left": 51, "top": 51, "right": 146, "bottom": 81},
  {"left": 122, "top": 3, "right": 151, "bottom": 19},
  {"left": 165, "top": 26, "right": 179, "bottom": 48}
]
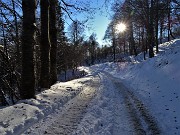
[
  {"left": 40, "top": 0, "right": 51, "bottom": 88},
  {"left": 141, "top": 27, "right": 146, "bottom": 60},
  {"left": 49, "top": 0, "right": 57, "bottom": 85},
  {"left": 155, "top": 0, "right": 159, "bottom": 53},
  {"left": 129, "top": 19, "right": 137, "bottom": 56},
  {"left": 21, "top": 0, "right": 36, "bottom": 99},
  {"left": 12, "top": 0, "right": 20, "bottom": 64},
  {"left": 112, "top": 36, "right": 116, "bottom": 62},
  {"left": 167, "top": 0, "right": 171, "bottom": 41},
  {"left": 149, "top": 0, "right": 154, "bottom": 58},
  {"left": 112, "top": 25, "right": 116, "bottom": 62},
  {"left": 160, "top": 20, "right": 163, "bottom": 44}
]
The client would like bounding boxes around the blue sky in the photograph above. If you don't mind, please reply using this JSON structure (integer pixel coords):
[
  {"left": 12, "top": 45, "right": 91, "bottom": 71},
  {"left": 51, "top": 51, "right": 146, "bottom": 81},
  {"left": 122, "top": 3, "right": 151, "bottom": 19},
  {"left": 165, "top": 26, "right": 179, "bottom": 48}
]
[
  {"left": 86, "top": 9, "right": 111, "bottom": 45},
  {"left": 85, "top": 0, "right": 113, "bottom": 45},
  {"left": 64, "top": 0, "right": 113, "bottom": 46}
]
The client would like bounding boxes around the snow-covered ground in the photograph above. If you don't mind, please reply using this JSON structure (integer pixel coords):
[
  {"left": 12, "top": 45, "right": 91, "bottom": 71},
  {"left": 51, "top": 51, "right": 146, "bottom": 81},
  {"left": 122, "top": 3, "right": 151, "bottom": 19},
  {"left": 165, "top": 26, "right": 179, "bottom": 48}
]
[
  {"left": 0, "top": 78, "right": 88, "bottom": 134},
  {"left": 82, "top": 39, "right": 180, "bottom": 134},
  {"left": 0, "top": 39, "right": 179, "bottom": 135},
  {"left": 106, "top": 39, "right": 180, "bottom": 135}
]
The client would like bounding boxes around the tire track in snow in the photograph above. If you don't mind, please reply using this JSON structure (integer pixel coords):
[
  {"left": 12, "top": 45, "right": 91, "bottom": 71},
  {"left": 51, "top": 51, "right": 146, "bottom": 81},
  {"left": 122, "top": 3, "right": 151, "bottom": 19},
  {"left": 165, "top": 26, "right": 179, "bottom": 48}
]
[
  {"left": 43, "top": 75, "right": 100, "bottom": 135},
  {"left": 23, "top": 75, "right": 100, "bottom": 135},
  {"left": 99, "top": 72, "right": 135, "bottom": 135},
  {"left": 103, "top": 72, "right": 161, "bottom": 135}
]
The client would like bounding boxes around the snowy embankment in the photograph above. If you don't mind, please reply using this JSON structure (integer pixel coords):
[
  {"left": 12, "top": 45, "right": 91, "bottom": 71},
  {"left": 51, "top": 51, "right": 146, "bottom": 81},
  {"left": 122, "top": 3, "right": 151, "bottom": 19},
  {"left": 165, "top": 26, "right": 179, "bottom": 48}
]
[
  {"left": 0, "top": 77, "right": 91, "bottom": 135},
  {"left": 84, "top": 39, "right": 180, "bottom": 134}
]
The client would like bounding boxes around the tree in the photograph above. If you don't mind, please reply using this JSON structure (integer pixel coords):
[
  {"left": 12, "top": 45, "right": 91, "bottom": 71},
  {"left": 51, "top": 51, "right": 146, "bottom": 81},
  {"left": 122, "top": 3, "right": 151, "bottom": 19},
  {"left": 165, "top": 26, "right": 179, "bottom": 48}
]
[
  {"left": 104, "top": 21, "right": 117, "bottom": 62},
  {"left": 88, "top": 33, "right": 99, "bottom": 65},
  {"left": 0, "top": 0, "right": 94, "bottom": 102},
  {"left": 40, "top": 0, "right": 51, "bottom": 88},
  {"left": 56, "top": 2, "right": 67, "bottom": 73},
  {"left": 68, "top": 20, "right": 84, "bottom": 45},
  {"left": 68, "top": 20, "right": 85, "bottom": 71},
  {"left": 49, "top": 0, "right": 57, "bottom": 85},
  {"left": 0, "top": 0, "right": 22, "bottom": 64},
  {"left": 21, "top": 0, "right": 36, "bottom": 99},
  {"left": 148, "top": 0, "right": 155, "bottom": 58},
  {"left": 107, "top": 0, "right": 157, "bottom": 58},
  {"left": 155, "top": 0, "right": 159, "bottom": 53},
  {"left": 11, "top": 0, "right": 20, "bottom": 63},
  {"left": 124, "top": 0, "right": 137, "bottom": 56}
]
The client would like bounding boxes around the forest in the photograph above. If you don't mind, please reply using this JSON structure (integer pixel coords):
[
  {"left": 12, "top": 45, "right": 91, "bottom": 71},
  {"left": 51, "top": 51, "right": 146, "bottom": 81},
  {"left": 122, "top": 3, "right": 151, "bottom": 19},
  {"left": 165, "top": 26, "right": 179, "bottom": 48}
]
[{"left": 0, "top": 0, "right": 179, "bottom": 105}]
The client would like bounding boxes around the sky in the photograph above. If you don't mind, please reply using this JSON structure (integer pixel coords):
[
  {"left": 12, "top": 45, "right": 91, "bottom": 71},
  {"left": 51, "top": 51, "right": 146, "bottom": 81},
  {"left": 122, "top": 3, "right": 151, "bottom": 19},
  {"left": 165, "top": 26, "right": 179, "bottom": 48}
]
[
  {"left": 64, "top": 0, "right": 114, "bottom": 46},
  {"left": 85, "top": 0, "right": 113, "bottom": 45},
  {"left": 87, "top": 12, "right": 111, "bottom": 45}
]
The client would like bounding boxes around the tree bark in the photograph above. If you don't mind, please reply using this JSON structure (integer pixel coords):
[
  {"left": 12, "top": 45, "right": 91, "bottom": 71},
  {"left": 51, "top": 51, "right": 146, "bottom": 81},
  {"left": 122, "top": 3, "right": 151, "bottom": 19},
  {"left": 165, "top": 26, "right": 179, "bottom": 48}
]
[
  {"left": 21, "top": 0, "right": 36, "bottom": 99},
  {"left": 129, "top": 19, "right": 137, "bottom": 56},
  {"left": 160, "top": 20, "right": 163, "bottom": 44},
  {"left": 155, "top": 0, "right": 159, "bottom": 53},
  {"left": 12, "top": 0, "right": 20, "bottom": 64},
  {"left": 149, "top": 0, "right": 154, "bottom": 58},
  {"left": 167, "top": 0, "right": 171, "bottom": 41},
  {"left": 49, "top": 0, "right": 57, "bottom": 85},
  {"left": 40, "top": 0, "right": 51, "bottom": 88}
]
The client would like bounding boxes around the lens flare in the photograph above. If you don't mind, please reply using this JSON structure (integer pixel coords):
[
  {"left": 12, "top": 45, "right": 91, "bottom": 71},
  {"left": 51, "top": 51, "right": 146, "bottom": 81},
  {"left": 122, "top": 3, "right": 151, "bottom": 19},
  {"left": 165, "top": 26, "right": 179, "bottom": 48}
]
[{"left": 116, "top": 23, "right": 126, "bottom": 33}]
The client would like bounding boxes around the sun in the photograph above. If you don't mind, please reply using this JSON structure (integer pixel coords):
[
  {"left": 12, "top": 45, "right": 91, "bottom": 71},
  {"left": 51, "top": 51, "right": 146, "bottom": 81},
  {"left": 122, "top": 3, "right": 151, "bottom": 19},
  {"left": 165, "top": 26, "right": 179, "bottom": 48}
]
[{"left": 115, "top": 23, "right": 126, "bottom": 33}]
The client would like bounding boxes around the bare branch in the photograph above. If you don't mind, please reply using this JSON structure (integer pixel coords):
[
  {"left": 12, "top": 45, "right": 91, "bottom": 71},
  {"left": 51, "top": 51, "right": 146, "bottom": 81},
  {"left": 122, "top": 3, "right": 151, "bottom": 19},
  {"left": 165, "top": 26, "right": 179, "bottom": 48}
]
[
  {"left": 60, "top": 6, "right": 75, "bottom": 22},
  {"left": 0, "top": 1, "right": 22, "bottom": 19}
]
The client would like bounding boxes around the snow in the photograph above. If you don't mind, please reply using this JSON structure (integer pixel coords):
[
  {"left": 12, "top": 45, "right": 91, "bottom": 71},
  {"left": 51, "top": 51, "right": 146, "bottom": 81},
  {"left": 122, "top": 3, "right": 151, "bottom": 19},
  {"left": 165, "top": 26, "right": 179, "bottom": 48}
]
[
  {"left": 87, "top": 39, "right": 180, "bottom": 134},
  {"left": 72, "top": 72, "right": 135, "bottom": 135},
  {"left": 0, "top": 78, "right": 88, "bottom": 134},
  {"left": 0, "top": 39, "right": 180, "bottom": 135}
]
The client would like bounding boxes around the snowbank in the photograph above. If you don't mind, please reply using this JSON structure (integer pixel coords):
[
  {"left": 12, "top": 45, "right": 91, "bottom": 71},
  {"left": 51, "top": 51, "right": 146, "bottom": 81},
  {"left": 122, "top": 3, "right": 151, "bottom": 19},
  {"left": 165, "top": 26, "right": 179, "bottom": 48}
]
[
  {"left": 99, "top": 39, "right": 180, "bottom": 134},
  {"left": 0, "top": 77, "right": 90, "bottom": 135}
]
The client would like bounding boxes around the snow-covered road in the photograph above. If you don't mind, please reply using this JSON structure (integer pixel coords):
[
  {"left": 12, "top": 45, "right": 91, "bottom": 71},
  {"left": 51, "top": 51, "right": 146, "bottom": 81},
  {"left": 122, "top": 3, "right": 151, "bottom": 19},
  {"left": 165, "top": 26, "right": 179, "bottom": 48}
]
[
  {"left": 102, "top": 72, "right": 161, "bottom": 135},
  {"left": 23, "top": 70, "right": 161, "bottom": 135}
]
